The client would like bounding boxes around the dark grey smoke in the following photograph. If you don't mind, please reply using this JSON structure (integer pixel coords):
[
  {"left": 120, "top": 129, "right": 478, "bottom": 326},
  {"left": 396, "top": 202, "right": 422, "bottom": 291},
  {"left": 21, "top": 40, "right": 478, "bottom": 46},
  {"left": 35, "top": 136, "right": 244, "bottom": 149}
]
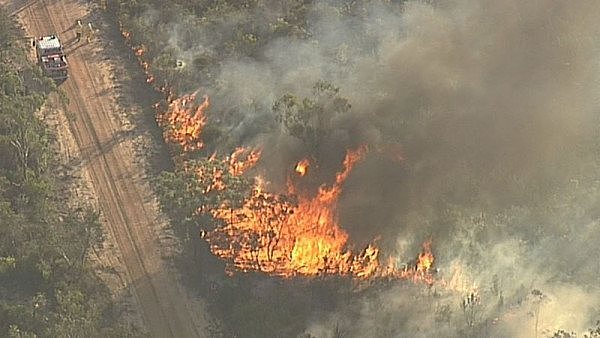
[{"left": 151, "top": 0, "right": 600, "bottom": 335}]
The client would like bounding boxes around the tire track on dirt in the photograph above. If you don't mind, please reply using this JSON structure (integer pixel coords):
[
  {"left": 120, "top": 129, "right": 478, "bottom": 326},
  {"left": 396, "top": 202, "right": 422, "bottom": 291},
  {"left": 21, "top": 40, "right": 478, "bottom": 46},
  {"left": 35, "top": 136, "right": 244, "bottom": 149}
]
[{"left": 20, "top": 1, "right": 206, "bottom": 336}]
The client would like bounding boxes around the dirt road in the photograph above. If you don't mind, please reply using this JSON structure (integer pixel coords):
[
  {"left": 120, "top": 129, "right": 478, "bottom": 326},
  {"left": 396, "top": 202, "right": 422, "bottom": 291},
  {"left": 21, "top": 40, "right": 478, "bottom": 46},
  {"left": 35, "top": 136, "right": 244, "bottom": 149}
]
[{"left": 5, "top": 1, "right": 208, "bottom": 336}]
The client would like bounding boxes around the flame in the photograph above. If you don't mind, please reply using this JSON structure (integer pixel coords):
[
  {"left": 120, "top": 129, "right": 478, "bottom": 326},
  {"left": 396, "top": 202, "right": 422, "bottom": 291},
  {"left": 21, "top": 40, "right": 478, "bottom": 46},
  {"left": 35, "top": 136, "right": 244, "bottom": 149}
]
[
  {"left": 156, "top": 94, "right": 209, "bottom": 152},
  {"left": 415, "top": 240, "right": 435, "bottom": 284},
  {"left": 191, "top": 147, "right": 262, "bottom": 197},
  {"left": 295, "top": 158, "right": 310, "bottom": 176},
  {"left": 124, "top": 21, "right": 441, "bottom": 284},
  {"left": 206, "top": 148, "right": 366, "bottom": 277},
  {"left": 416, "top": 240, "right": 434, "bottom": 273},
  {"left": 202, "top": 146, "right": 437, "bottom": 283},
  {"left": 118, "top": 22, "right": 164, "bottom": 95},
  {"left": 228, "top": 147, "right": 262, "bottom": 176}
]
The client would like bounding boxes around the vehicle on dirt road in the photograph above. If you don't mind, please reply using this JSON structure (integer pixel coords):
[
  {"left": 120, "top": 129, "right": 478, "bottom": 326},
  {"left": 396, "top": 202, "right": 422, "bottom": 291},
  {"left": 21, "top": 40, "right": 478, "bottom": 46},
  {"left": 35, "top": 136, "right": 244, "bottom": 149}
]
[{"left": 33, "top": 35, "right": 68, "bottom": 82}]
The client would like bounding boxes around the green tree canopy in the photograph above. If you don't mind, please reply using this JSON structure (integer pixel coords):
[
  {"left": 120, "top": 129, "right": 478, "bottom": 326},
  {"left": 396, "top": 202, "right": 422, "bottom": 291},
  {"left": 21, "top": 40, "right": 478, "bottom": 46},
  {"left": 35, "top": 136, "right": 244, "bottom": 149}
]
[{"left": 273, "top": 80, "right": 351, "bottom": 153}]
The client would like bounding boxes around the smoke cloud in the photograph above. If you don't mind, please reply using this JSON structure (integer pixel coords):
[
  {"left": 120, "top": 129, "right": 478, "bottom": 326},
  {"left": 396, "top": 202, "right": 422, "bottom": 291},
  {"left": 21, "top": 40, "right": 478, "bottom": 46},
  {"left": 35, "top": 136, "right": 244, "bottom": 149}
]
[{"left": 143, "top": 0, "right": 600, "bottom": 335}]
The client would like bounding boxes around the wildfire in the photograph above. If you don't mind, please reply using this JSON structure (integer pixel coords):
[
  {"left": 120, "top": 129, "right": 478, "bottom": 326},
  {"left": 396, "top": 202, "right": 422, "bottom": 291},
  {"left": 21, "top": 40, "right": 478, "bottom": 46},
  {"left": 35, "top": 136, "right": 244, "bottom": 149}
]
[
  {"left": 203, "top": 146, "right": 435, "bottom": 283},
  {"left": 195, "top": 147, "right": 262, "bottom": 195},
  {"left": 228, "top": 147, "right": 262, "bottom": 176},
  {"left": 416, "top": 240, "right": 434, "bottom": 273},
  {"left": 414, "top": 240, "right": 435, "bottom": 285},
  {"left": 118, "top": 21, "right": 165, "bottom": 95},
  {"left": 206, "top": 148, "right": 365, "bottom": 277},
  {"left": 295, "top": 158, "right": 310, "bottom": 176},
  {"left": 157, "top": 94, "right": 209, "bottom": 152},
  {"left": 141, "top": 47, "right": 438, "bottom": 283}
]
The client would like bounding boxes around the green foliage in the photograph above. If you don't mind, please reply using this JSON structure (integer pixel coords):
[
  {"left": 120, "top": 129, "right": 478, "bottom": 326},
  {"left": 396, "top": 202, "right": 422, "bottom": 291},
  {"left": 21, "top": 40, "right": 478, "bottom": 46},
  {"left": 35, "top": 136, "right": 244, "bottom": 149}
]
[
  {"left": 0, "top": 257, "right": 16, "bottom": 273},
  {"left": 111, "top": 0, "right": 314, "bottom": 93},
  {"left": 0, "top": 8, "right": 122, "bottom": 336},
  {"left": 273, "top": 80, "right": 351, "bottom": 152},
  {"left": 155, "top": 158, "right": 252, "bottom": 234},
  {"left": 105, "top": 0, "right": 600, "bottom": 336},
  {"left": 209, "top": 276, "right": 312, "bottom": 338},
  {"left": 109, "top": 1, "right": 359, "bottom": 336}
]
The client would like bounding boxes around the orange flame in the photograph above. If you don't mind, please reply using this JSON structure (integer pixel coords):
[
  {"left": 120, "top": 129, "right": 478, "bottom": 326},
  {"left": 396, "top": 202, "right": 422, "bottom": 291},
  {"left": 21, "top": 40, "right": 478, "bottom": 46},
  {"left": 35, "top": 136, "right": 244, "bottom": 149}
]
[
  {"left": 157, "top": 94, "right": 209, "bottom": 152},
  {"left": 206, "top": 148, "right": 363, "bottom": 277},
  {"left": 228, "top": 147, "right": 262, "bottom": 176},
  {"left": 415, "top": 240, "right": 435, "bottom": 284},
  {"left": 206, "top": 146, "right": 402, "bottom": 279},
  {"left": 192, "top": 147, "right": 262, "bottom": 196},
  {"left": 416, "top": 240, "right": 434, "bottom": 273},
  {"left": 151, "top": 84, "right": 438, "bottom": 284},
  {"left": 203, "top": 146, "right": 436, "bottom": 283},
  {"left": 295, "top": 158, "right": 310, "bottom": 176}
]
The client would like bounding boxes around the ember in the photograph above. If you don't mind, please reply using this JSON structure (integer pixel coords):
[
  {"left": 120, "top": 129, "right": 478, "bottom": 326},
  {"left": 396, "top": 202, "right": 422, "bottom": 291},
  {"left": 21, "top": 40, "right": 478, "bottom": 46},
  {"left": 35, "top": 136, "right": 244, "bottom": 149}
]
[{"left": 295, "top": 158, "right": 310, "bottom": 176}]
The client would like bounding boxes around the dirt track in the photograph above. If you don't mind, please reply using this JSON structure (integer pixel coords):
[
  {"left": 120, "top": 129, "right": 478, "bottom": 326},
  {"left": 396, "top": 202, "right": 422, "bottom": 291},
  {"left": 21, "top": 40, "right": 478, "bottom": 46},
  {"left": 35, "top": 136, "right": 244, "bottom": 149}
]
[{"left": 4, "top": 0, "right": 208, "bottom": 336}]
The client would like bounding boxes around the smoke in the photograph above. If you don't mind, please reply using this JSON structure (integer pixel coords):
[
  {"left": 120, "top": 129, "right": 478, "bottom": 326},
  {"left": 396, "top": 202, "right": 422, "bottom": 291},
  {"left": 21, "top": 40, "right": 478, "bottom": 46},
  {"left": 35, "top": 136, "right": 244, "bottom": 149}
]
[{"left": 142, "top": 0, "right": 600, "bottom": 336}]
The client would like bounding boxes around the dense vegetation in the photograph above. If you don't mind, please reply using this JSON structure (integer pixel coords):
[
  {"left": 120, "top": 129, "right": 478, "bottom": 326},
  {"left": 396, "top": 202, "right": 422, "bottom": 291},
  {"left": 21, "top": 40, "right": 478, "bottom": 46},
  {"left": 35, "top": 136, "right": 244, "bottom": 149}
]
[
  {"left": 109, "top": 0, "right": 600, "bottom": 337},
  {"left": 111, "top": 1, "right": 373, "bottom": 336},
  {"left": 0, "top": 9, "right": 125, "bottom": 336}
]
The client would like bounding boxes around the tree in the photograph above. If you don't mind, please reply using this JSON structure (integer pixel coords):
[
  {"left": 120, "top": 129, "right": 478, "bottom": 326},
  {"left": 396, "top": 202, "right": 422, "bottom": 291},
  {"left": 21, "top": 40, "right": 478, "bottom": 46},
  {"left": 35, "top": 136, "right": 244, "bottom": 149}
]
[
  {"left": 155, "top": 158, "right": 252, "bottom": 237},
  {"left": 0, "top": 8, "right": 122, "bottom": 336},
  {"left": 551, "top": 320, "right": 600, "bottom": 338},
  {"left": 273, "top": 80, "right": 351, "bottom": 154}
]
